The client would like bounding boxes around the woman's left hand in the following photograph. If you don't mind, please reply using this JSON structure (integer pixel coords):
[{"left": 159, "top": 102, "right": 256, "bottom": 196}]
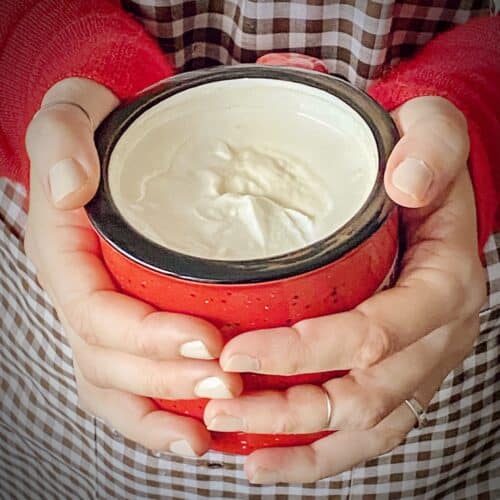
[{"left": 204, "top": 96, "right": 487, "bottom": 484}]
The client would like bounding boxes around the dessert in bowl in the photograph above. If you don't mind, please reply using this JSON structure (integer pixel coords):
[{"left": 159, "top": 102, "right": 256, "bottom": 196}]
[{"left": 86, "top": 64, "right": 399, "bottom": 454}]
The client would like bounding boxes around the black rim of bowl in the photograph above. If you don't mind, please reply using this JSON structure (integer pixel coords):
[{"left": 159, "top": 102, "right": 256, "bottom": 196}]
[{"left": 86, "top": 65, "right": 399, "bottom": 284}]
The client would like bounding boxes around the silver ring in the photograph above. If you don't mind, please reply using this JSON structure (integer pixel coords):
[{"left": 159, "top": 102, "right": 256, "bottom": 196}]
[
  {"left": 320, "top": 385, "right": 333, "bottom": 430},
  {"left": 404, "top": 398, "right": 427, "bottom": 429},
  {"left": 36, "top": 101, "right": 93, "bottom": 130}
]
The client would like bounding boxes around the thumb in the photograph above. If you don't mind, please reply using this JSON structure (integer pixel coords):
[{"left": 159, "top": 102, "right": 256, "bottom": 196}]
[
  {"left": 26, "top": 78, "right": 119, "bottom": 210},
  {"left": 385, "top": 96, "right": 470, "bottom": 208}
]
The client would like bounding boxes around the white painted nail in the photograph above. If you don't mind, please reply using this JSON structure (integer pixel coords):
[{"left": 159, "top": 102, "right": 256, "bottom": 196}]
[
  {"left": 49, "top": 158, "right": 87, "bottom": 203},
  {"left": 180, "top": 340, "right": 214, "bottom": 360},
  {"left": 194, "top": 377, "right": 233, "bottom": 399},
  {"left": 169, "top": 440, "right": 198, "bottom": 457}
]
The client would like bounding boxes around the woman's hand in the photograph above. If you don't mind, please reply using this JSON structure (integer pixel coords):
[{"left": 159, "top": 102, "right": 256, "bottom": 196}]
[
  {"left": 24, "top": 77, "right": 242, "bottom": 457},
  {"left": 204, "top": 96, "right": 487, "bottom": 483}
]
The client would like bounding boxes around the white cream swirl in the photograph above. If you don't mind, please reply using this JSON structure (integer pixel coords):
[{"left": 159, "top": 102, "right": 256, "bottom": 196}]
[{"left": 108, "top": 78, "right": 378, "bottom": 260}]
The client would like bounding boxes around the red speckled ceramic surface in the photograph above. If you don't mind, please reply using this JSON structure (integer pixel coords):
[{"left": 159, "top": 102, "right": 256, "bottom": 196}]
[
  {"left": 98, "top": 209, "right": 398, "bottom": 454},
  {"left": 88, "top": 57, "right": 400, "bottom": 454}
]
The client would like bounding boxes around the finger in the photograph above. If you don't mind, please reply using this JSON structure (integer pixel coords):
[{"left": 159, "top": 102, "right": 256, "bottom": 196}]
[
  {"left": 63, "top": 287, "right": 223, "bottom": 361},
  {"left": 208, "top": 316, "right": 478, "bottom": 434},
  {"left": 243, "top": 330, "right": 464, "bottom": 485},
  {"left": 74, "top": 362, "right": 210, "bottom": 457},
  {"left": 220, "top": 174, "right": 485, "bottom": 375},
  {"left": 244, "top": 400, "right": 416, "bottom": 484},
  {"left": 26, "top": 77, "right": 118, "bottom": 209},
  {"left": 244, "top": 313, "right": 470, "bottom": 485},
  {"left": 385, "top": 96, "right": 469, "bottom": 208},
  {"left": 204, "top": 385, "right": 328, "bottom": 434},
  {"left": 77, "top": 343, "right": 243, "bottom": 400},
  {"left": 27, "top": 186, "right": 223, "bottom": 361},
  {"left": 57, "top": 303, "right": 241, "bottom": 400}
]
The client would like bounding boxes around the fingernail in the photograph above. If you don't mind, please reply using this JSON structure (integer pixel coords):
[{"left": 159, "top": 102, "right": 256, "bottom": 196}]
[
  {"left": 194, "top": 377, "right": 233, "bottom": 399},
  {"left": 49, "top": 158, "right": 87, "bottom": 203},
  {"left": 207, "top": 415, "right": 245, "bottom": 432},
  {"left": 392, "top": 158, "right": 433, "bottom": 201},
  {"left": 222, "top": 354, "right": 260, "bottom": 372},
  {"left": 250, "top": 468, "right": 279, "bottom": 484},
  {"left": 169, "top": 439, "right": 198, "bottom": 457},
  {"left": 180, "top": 340, "right": 214, "bottom": 360}
]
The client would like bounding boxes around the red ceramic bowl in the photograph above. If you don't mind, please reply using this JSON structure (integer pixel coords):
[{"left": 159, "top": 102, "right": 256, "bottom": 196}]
[{"left": 86, "top": 64, "right": 399, "bottom": 454}]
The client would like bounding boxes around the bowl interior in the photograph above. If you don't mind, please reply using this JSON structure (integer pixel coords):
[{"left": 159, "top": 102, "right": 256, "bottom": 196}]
[{"left": 86, "top": 65, "right": 399, "bottom": 284}]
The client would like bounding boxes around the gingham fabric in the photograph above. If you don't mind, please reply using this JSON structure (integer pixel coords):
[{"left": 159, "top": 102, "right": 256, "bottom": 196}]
[
  {"left": 2, "top": 1, "right": 500, "bottom": 498},
  {"left": 121, "top": 0, "right": 493, "bottom": 88},
  {"left": 1, "top": 179, "right": 499, "bottom": 499}
]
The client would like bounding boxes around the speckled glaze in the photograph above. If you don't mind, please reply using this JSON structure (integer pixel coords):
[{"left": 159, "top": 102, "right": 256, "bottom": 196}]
[{"left": 86, "top": 64, "right": 400, "bottom": 455}]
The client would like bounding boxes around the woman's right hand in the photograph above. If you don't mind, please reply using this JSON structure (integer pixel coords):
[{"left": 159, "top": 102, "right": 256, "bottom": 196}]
[{"left": 24, "top": 77, "right": 242, "bottom": 457}]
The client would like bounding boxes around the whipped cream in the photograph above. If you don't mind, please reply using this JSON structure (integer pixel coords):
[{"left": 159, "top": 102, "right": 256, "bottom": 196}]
[{"left": 108, "top": 78, "right": 378, "bottom": 260}]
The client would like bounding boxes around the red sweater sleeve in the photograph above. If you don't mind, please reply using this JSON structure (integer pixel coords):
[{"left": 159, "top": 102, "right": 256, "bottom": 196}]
[
  {"left": 0, "top": 0, "right": 174, "bottom": 187},
  {"left": 369, "top": 16, "right": 500, "bottom": 250}
]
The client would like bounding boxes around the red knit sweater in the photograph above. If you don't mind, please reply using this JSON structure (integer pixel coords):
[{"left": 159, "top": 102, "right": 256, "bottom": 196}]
[{"left": 0, "top": 1, "right": 498, "bottom": 248}]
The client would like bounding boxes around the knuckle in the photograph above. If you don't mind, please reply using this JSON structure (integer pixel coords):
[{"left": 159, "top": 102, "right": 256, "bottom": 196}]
[
  {"left": 414, "top": 265, "right": 466, "bottom": 317},
  {"left": 26, "top": 108, "right": 72, "bottom": 161},
  {"left": 288, "top": 321, "right": 315, "bottom": 375},
  {"left": 404, "top": 249, "right": 485, "bottom": 321},
  {"left": 279, "top": 324, "right": 310, "bottom": 375},
  {"left": 65, "top": 305, "right": 97, "bottom": 346},
  {"left": 462, "top": 315, "right": 481, "bottom": 353},
  {"left": 354, "top": 400, "right": 387, "bottom": 430},
  {"left": 450, "top": 255, "right": 487, "bottom": 317},
  {"left": 298, "top": 446, "right": 323, "bottom": 481},
  {"left": 354, "top": 315, "right": 392, "bottom": 368},
  {"left": 65, "top": 297, "right": 98, "bottom": 346},
  {"left": 280, "top": 386, "right": 311, "bottom": 433},
  {"left": 468, "top": 262, "right": 487, "bottom": 312},
  {"left": 286, "top": 352, "right": 304, "bottom": 376},
  {"left": 278, "top": 412, "right": 300, "bottom": 434},
  {"left": 133, "top": 331, "right": 158, "bottom": 360},
  {"left": 358, "top": 406, "right": 386, "bottom": 431},
  {"left": 348, "top": 370, "right": 390, "bottom": 430},
  {"left": 27, "top": 108, "right": 62, "bottom": 143},
  {"left": 130, "top": 312, "right": 161, "bottom": 359},
  {"left": 143, "top": 372, "right": 171, "bottom": 398},
  {"left": 444, "top": 272, "right": 468, "bottom": 312}
]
